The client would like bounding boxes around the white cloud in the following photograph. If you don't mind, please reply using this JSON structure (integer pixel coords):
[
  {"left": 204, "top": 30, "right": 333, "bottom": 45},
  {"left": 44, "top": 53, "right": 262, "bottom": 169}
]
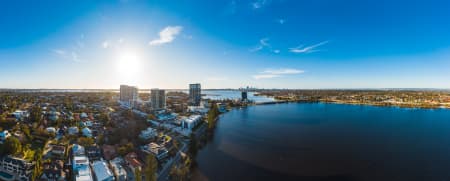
[
  {"left": 252, "top": 0, "right": 269, "bottom": 9},
  {"left": 51, "top": 49, "right": 81, "bottom": 62},
  {"left": 273, "top": 49, "right": 280, "bottom": 54},
  {"left": 253, "top": 68, "right": 304, "bottom": 79},
  {"left": 102, "top": 41, "right": 109, "bottom": 48},
  {"left": 249, "top": 45, "right": 263, "bottom": 52},
  {"left": 149, "top": 26, "right": 183, "bottom": 46},
  {"left": 51, "top": 49, "right": 66, "bottom": 55},
  {"left": 249, "top": 38, "right": 270, "bottom": 52},
  {"left": 262, "top": 68, "right": 304, "bottom": 75},
  {"left": 289, "top": 41, "right": 329, "bottom": 54},
  {"left": 260, "top": 38, "right": 270, "bottom": 47}
]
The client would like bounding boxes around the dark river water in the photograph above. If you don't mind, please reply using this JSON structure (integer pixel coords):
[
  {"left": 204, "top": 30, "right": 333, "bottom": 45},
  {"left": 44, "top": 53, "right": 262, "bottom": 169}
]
[{"left": 192, "top": 103, "right": 450, "bottom": 181}]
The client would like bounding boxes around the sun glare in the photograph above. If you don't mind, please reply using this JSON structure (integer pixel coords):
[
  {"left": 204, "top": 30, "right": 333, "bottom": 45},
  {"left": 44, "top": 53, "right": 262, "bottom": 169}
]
[{"left": 117, "top": 51, "right": 140, "bottom": 78}]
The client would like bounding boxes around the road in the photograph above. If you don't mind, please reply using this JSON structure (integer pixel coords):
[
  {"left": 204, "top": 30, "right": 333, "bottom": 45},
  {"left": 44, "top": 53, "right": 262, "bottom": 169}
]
[{"left": 157, "top": 142, "right": 187, "bottom": 181}]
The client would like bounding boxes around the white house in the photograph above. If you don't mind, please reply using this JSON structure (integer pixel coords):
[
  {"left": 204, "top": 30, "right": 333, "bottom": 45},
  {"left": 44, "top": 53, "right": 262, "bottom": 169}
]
[
  {"left": 73, "top": 155, "right": 93, "bottom": 181},
  {"left": 46, "top": 127, "right": 56, "bottom": 134},
  {"left": 181, "top": 115, "right": 203, "bottom": 130},
  {"left": 68, "top": 127, "right": 79, "bottom": 135},
  {"left": 82, "top": 127, "right": 92, "bottom": 137},
  {"left": 80, "top": 113, "right": 88, "bottom": 119},
  {"left": 72, "top": 144, "right": 85, "bottom": 156},
  {"left": 12, "top": 110, "right": 29, "bottom": 121},
  {"left": 139, "top": 127, "right": 157, "bottom": 140}
]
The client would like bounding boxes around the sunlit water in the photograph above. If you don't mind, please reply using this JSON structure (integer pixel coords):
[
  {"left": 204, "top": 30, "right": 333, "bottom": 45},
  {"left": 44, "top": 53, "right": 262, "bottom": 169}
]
[{"left": 193, "top": 103, "right": 450, "bottom": 181}]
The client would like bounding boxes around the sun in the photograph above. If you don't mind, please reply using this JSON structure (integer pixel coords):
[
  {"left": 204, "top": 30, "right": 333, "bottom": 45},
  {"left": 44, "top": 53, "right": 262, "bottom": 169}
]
[{"left": 117, "top": 51, "right": 140, "bottom": 78}]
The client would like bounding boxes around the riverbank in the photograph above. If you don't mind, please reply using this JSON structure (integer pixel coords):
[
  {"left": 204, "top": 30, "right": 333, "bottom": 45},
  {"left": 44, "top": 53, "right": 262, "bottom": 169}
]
[{"left": 251, "top": 97, "right": 450, "bottom": 109}]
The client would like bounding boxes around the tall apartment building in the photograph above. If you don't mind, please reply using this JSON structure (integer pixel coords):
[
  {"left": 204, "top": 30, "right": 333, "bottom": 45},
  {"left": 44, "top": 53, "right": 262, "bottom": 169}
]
[
  {"left": 189, "top": 83, "right": 201, "bottom": 106},
  {"left": 120, "top": 85, "right": 138, "bottom": 107},
  {"left": 150, "top": 89, "right": 166, "bottom": 110}
]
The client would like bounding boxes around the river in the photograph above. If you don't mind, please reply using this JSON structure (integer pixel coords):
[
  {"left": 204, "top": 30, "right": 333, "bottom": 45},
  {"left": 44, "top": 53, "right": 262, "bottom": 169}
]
[{"left": 193, "top": 103, "right": 450, "bottom": 181}]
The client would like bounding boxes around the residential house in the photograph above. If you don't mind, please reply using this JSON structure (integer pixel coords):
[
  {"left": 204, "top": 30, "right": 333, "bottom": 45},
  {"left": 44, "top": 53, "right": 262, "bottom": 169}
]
[
  {"left": 139, "top": 127, "right": 157, "bottom": 140},
  {"left": 141, "top": 142, "right": 169, "bottom": 161},
  {"left": 39, "top": 160, "right": 67, "bottom": 181},
  {"left": 91, "top": 161, "right": 114, "bottom": 181},
  {"left": 124, "top": 152, "right": 143, "bottom": 174}
]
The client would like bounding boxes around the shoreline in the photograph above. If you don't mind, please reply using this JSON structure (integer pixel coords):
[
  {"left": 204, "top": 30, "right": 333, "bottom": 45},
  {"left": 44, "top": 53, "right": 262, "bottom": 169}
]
[{"left": 251, "top": 99, "right": 450, "bottom": 110}]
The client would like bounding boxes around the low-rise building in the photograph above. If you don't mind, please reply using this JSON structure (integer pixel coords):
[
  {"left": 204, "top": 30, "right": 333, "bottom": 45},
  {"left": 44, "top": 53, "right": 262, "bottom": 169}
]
[
  {"left": 85, "top": 146, "right": 102, "bottom": 161},
  {"left": 40, "top": 160, "right": 67, "bottom": 181},
  {"left": 68, "top": 127, "right": 79, "bottom": 135},
  {"left": 110, "top": 158, "right": 127, "bottom": 181},
  {"left": 141, "top": 142, "right": 169, "bottom": 161},
  {"left": 50, "top": 145, "right": 66, "bottom": 158},
  {"left": 72, "top": 155, "right": 92, "bottom": 181},
  {"left": 181, "top": 115, "right": 203, "bottom": 130},
  {"left": 139, "top": 127, "right": 157, "bottom": 140},
  {"left": 0, "top": 130, "right": 11, "bottom": 143},
  {"left": 12, "top": 110, "right": 29, "bottom": 121},
  {"left": 82, "top": 127, "right": 92, "bottom": 137},
  {"left": 72, "top": 144, "right": 85, "bottom": 156},
  {"left": 91, "top": 161, "right": 114, "bottom": 181},
  {"left": 124, "top": 152, "right": 143, "bottom": 174},
  {"left": 0, "top": 155, "right": 35, "bottom": 181},
  {"left": 46, "top": 127, "right": 57, "bottom": 134}
]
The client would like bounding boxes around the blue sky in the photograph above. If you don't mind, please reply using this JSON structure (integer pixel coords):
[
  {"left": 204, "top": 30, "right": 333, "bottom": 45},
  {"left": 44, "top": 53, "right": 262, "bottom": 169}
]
[{"left": 1, "top": 0, "right": 450, "bottom": 89}]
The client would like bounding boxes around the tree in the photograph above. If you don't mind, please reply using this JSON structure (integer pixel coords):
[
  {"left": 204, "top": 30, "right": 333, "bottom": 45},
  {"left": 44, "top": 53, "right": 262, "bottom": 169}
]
[
  {"left": 207, "top": 103, "right": 220, "bottom": 130},
  {"left": 135, "top": 169, "right": 142, "bottom": 181},
  {"left": 29, "top": 106, "right": 42, "bottom": 123},
  {"left": 188, "top": 133, "right": 198, "bottom": 157},
  {"left": 147, "top": 114, "right": 157, "bottom": 120},
  {"left": 144, "top": 154, "right": 157, "bottom": 181},
  {"left": 77, "top": 137, "right": 94, "bottom": 147},
  {"left": 0, "top": 114, "right": 16, "bottom": 130},
  {"left": 32, "top": 148, "right": 43, "bottom": 181},
  {"left": 1, "top": 137, "right": 22, "bottom": 155}
]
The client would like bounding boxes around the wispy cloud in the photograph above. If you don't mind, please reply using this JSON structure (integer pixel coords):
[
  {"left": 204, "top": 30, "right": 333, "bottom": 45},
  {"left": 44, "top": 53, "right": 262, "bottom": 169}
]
[
  {"left": 262, "top": 68, "right": 304, "bottom": 75},
  {"left": 289, "top": 41, "right": 329, "bottom": 54},
  {"left": 101, "top": 38, "right": 125, "bottom": 49},
  {"left": 149, "top": 26, "right": 183, "bottom": 46},
  {"left": 51, "top": 49, "right": 66, "bottom": 55},
  {"left": 277, "top": 18, "right": 286, "bottom": 24},
  {"left": 253, "top": 68, "right": 304, "bottom": 79},
  {"left": 71, "top": 51, "right": 81, "bottom": 62},
  {"left": 252, "top": 0, "right": 269, "bottom": 9},
  {"left": 250, "top": 38, "right": 270, "bottom": 52},
  {"left": 51, "top": 49, "right": 81, "bottom": 62}
]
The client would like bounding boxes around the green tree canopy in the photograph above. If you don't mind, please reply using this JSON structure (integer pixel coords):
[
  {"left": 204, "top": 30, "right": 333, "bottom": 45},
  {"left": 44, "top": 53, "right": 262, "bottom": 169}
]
[
  {"left": 0, "top": 136, "right": 22, "bottom": 155},
  {"left": 144, "top": 154, "right": 158, "bottom": 181}
]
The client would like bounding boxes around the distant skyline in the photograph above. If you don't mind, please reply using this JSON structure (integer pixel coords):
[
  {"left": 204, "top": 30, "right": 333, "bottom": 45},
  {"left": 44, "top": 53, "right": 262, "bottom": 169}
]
[{"left": 1, "top": 0, "right": 450, "bottom": 89}]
